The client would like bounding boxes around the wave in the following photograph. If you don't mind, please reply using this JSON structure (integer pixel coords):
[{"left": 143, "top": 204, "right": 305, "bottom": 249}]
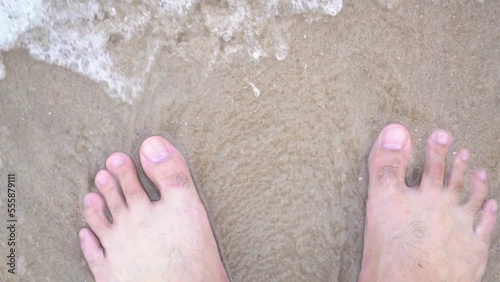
[{"left": 0, "top": 0, "right": 342, "bottom": 102}]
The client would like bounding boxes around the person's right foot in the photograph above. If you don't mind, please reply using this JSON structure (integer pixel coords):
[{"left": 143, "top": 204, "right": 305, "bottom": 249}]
[{"left": 359, "top": 123, "right": 497, "bottom": 282}]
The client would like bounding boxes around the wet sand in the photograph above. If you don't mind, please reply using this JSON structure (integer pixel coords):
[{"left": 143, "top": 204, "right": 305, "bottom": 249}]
[{"left": 1, "top": 0, "right": 499, "bottom": 281}]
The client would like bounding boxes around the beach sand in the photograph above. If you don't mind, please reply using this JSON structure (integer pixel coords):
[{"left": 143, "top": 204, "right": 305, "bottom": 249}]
[{"left": 0, "top": 0, "right": 499, "bottom": 281}]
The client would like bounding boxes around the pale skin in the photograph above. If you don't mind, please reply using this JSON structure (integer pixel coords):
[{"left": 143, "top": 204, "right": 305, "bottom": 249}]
[
  {"left": 80, "top": 123, "right": 497, "bottom": 281},
  {"left": 359, "top": 124, "right": 497, "bottom": 282}
]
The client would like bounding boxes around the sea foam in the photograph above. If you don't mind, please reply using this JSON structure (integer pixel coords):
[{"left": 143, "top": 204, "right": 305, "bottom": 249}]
[{"left": 0, "top": 0, "right": 342, "bottom": 102}]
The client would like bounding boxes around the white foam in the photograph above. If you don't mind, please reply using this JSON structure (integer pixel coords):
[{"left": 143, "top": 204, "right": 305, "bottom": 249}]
[
  {"left": 158, "top": 0, "right": 197, "bottom": 14},
  {"left": 291, "top": 0, "right": 342, "bottom": 15},
  {"left": 0, "top": 0, "right": 45, "bottom": 49},
  {"left": 0, "top": 0, "right": 342, "bottom": 102},
  {"left": 0, "top": 0, "right": 46, "bottom": 80}
]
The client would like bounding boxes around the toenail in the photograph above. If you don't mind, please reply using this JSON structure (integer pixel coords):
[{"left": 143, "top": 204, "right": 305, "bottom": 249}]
[
  {"left": 381, "top": 127, "right": 408, "bottom": 151},
  {"left": 491, "top": 201, "right": 497, "bottom": 213},
  {"left": 478, "top": 171, "right": 487, "bottom": 181},
  {"left": 109, "top": 154, "right": 125, "bottom": 168},
  {"left": 84, "top": 196, "right": 93, "bottom": 207},
  {"left": 143, "top": 138, "right": 170, "bottom": 163},
  {"left": 433, "top": 130, "right": 450, "bottom": 145},
  {"left": 79, "top": 231, "right": 86, "bottom": 241},
  {"left": 461, "top": 150, "right": 469, "bottom": 161},
  {"left": 96, "top": 172, "right": 109, "bottom": 186}
]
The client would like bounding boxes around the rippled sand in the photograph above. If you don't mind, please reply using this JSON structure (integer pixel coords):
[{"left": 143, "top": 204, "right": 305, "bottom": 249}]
[{"left": 0, "top": 0, "right": 499, "bottom": 281}]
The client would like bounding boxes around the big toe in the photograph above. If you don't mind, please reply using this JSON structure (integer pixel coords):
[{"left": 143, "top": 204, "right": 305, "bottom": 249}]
[
  {"left": 140, "top": 136, "right": 201, "bottom": 205},
  {"left": 368, "top": 123, "right": 413, "bottom": 195}
]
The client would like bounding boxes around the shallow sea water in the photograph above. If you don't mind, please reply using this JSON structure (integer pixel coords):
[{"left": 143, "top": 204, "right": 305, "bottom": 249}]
[
  {"left": 1, "top": 0, "right": 342, "bottom": 101},
  {"left": 0, "top": 0, "right": 499, "bottom": 281}
]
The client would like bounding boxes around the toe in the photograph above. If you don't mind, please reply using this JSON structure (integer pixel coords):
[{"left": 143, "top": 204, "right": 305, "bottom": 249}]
[
  {"left": 420, "top": 129, "right": 452, "bottom": 192},
  {"left": 446, "top": 149, "right": 469, "bottom": 200},
  {"left": 475, "top": 199, "right": 498, "bottom": 246},
  {"left": 139, "top": 136, "right": 200, "bottom": 203},
  {"left": 79, "top": 228, "right": 106, "bottom": 274},
  {"left": 95, "top": 170, "right": 126, "bottom": 220},
  {"left": 106, "top": 152, "right": 149, "bottom": 206},
  {"left": 368, "top": 123, "right": 413, "bottom": 194},
  {"left": 84, "top": 193, "right": 111, "bottom": 239},
  {"left": 464, "top": 171, "right": 489, "bottom": 215}
]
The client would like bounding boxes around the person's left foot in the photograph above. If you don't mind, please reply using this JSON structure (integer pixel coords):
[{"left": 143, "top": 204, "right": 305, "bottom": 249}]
[{"left": 79, "top": 136, "right": 229, "bottom": 282}]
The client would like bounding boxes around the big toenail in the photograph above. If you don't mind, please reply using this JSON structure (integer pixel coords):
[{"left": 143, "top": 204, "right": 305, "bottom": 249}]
[
  {"left": 434, "top": 130, "right": 450, "bottom": 145},
  {"left": 382, "top": 127, "right": 408, "bottom": 150},
  {"left": 143, "top": 138, "right": 170, "bottom": 163},
  {"left": 110, "top": 155, "right": 125, "bottom": 168},
  {"left": 491, "top": 201, "right": 497, "bottom": 213}
]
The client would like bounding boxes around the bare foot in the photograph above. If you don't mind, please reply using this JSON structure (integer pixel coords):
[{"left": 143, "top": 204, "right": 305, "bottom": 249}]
[
  {"left": 359, "top": 124, "right": 497, "bottom": 282},
  {"left": 79, "top": 136, "right": 229, "bottom": 282}
]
